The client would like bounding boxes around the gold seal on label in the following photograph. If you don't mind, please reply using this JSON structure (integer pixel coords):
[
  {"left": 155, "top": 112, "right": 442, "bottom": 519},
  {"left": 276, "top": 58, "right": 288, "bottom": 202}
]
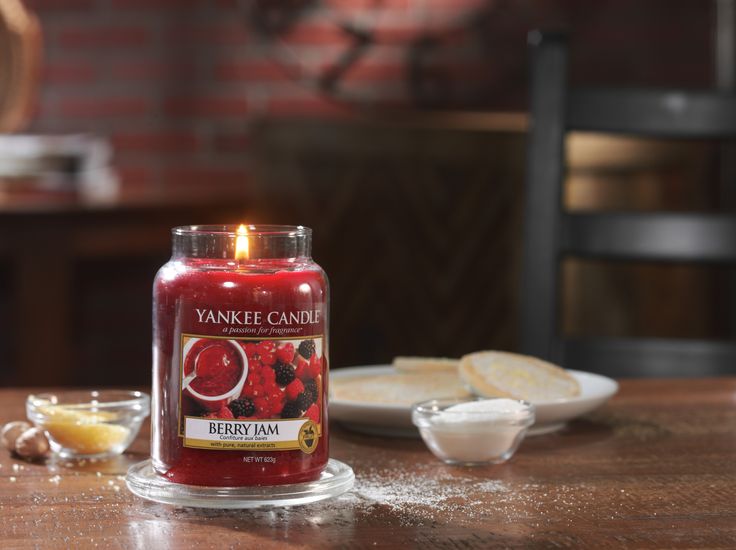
[{"left": 298, "top": 420, "right": 319, "bottom": 454}]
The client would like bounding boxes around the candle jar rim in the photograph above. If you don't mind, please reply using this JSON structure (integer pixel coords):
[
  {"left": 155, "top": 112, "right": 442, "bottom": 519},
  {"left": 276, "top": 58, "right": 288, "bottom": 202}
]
[
  {"left": 172, "top": 225, "right": 312, "bottom": 238},
  {"left": 170, "top": 224, "right": 313, "bottom": 260}
]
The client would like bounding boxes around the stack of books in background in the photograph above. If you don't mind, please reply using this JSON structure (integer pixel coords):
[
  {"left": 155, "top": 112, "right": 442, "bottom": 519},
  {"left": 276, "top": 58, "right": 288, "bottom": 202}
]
[{"left": 0, "top": 134, "right": 119, "bottom": 204}]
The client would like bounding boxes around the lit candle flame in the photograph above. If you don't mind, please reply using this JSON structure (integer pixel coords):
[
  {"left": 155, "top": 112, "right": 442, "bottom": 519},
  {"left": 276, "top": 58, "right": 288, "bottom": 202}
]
[{"left": 235, "top": 224, "right": 249, "bottom": 260}]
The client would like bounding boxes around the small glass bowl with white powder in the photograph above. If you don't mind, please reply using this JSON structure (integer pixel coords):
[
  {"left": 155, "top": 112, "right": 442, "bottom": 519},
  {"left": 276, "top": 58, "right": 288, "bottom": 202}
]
[{"left": 411, "top": 397, "right": 535, "bottom": 466}]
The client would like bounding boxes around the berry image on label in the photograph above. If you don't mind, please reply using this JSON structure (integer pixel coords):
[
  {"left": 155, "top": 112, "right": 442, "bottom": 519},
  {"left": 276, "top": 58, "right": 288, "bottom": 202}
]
[{"left": 179, "top": 335, "right": 324, "bottom": 452}]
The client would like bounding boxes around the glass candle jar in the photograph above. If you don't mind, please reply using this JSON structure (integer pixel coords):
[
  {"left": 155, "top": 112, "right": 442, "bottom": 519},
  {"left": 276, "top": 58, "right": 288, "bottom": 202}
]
[{"left": 152, "top": 225, "right": 329, "bottom": 487}]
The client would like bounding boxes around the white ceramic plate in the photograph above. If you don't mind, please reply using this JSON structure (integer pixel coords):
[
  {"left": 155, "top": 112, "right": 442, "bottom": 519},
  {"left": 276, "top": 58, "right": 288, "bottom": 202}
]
[{"left": 329, "top": 365, "right": 618, "bottom": 437}]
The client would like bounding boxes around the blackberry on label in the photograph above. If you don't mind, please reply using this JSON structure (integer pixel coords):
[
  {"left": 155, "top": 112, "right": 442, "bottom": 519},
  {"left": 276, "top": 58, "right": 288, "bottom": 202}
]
[
  {"left": 303, "top": 379, "right": 318, "bottom": 404},
  {"left": 298, "top": 339, "right": 316, "bottom": 359},
  {"left": 280, "top": 401, "right": 301, "bottom": 419},
  {"left": 295, "top": 391, "right": 312, "bottom": 411},
  {"left": 228, "top": 398, "right": 256, "bottom": 418},
  {"left": 273, "top": 361, "right": 296, "bottom": 386}
]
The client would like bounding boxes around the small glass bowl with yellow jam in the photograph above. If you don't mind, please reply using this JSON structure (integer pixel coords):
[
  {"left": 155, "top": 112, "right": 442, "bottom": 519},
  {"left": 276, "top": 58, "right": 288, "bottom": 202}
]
[{"left": 26, "top": 390, "right": 150, "bottom": 459}]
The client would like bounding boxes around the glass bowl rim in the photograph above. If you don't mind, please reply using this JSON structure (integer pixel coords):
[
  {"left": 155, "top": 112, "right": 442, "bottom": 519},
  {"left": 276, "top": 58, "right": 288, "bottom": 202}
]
[
  {"left": 27, "top": 390, "right": 151, "bottom": 412},
  {"left": 412, "top": 396, "right": 535, "bottom": 421}
]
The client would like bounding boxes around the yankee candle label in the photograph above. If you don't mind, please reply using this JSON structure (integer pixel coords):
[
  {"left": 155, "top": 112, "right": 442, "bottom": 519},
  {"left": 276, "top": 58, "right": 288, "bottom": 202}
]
[{"left": 184, "top": 417, "right": 319, "bottom": 453}]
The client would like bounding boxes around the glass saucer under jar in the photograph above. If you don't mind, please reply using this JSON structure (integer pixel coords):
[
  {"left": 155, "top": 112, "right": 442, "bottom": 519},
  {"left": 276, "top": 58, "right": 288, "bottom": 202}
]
[{"left": 126, "top": 458, "right": 354, "bottom": 508}]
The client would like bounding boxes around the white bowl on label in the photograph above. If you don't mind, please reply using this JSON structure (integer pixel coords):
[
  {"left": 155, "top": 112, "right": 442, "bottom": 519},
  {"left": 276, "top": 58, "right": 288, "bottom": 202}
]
[{"left": 182, "top": 338, "right": 249, "bottom": 412}]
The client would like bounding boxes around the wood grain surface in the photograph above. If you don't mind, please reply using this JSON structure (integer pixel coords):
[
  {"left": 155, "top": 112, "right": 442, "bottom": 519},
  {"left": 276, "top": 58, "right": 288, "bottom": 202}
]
[{"left": 1, "top": 380, "right": 736, "bottom": 549}]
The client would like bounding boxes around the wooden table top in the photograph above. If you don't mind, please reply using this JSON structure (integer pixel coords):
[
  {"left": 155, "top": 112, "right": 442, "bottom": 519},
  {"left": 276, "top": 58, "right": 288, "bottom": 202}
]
[{"left": 2, "top": 379, "right": 736, "bottom": 549}]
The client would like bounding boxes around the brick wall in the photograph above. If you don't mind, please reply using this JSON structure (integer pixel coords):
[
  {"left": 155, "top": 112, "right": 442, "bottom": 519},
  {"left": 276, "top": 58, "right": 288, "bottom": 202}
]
[{"left": 23, "top": 0, "right": 712, "bottom": 194}]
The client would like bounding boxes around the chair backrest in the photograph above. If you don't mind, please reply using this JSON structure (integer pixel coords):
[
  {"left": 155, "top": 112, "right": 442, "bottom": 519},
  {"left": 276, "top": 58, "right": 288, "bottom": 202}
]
[
  {"left": 251, "top": 118, "right": 526, "bottom": 368},
  {"left": 520, "top": 31, "right": 736, "bottom": 377}
]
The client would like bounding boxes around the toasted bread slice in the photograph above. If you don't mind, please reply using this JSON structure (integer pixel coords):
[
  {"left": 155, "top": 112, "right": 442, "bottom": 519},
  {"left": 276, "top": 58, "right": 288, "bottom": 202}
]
[
  {"left": 331, "top": 372, "right": 471, "bottom": 405},
  {"left": 392, "top": 356, "right": 459, "bottom": 373},
  {"left": 459, "top": 351, "right": 580, "bottom": 401}
]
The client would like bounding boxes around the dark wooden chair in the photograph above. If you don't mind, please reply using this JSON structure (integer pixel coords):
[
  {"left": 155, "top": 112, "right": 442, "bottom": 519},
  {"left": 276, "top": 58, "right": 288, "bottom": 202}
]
[{"left": 520, "top": 31, "right": 736, "bottom": 377}]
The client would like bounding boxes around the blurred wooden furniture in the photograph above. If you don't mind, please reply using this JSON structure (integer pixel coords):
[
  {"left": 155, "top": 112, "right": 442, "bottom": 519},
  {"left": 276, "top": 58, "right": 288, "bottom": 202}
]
[
  {"left": 253, "top": 116, "right": 526, "bottom": 368},
  {"left": 0, "top": 0, "right": 41, "bottom": 132},
  {"left": 521, "top": 31, "right": 736, "bottom": 377},
  {"left": 2, "top": 378, "right": 736, "bottom": 547},
  {"left": 0, "top": 190, "right": 248, "bottom": 386}
]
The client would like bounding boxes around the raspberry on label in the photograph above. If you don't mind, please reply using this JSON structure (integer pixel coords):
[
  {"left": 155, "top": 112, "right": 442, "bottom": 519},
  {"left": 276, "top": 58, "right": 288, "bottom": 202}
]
[
  {"left": 271, "top": 401, "right": 285, "bottom": 415},
  {"left": 285, "top": 379, "right": 305, "bottom": 401},
  {"left": 261, "top": 367, "right": 276, "bottom": 384},
  {"left": 295, "top": 357, "right": 309, "bottom": 380},
  {"left": 307, "top": 354, "right": 322, "bottom": 379},
  {"left": 305, "top": 403, "right": 320, "bottom": 423},
  {"left": 256, "top": 341, "right": 276, "bottom": 356},
  {"left": 276, "top": 342, "right": 296, "bottom": 364},
  {"left": 218, "top": 406, "right": 234, "bottom": 419}
]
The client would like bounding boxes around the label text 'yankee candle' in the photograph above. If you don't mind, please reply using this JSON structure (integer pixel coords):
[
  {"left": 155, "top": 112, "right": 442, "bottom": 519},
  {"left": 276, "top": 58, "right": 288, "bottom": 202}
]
[{"left": 195, "top": 309, "right": 321, "bottom": 326}]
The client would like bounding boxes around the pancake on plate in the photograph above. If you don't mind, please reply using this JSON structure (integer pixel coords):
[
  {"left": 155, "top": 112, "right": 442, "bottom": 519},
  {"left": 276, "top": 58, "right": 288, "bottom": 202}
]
[
  {"left": 331, "top": 371, "right": 471, "bottom": 406},
  {"left": 392, "top": 356, "right": 459, "bottom": 373},
  {"left": 459, "top": 350, "right": 580, "bottom": 401}
]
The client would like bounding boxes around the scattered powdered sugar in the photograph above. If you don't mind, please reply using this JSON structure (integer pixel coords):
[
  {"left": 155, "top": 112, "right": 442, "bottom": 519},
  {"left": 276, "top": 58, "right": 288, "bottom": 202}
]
[
  {"left": 336, "top": 460, "right": 515, "bottom": 524},
  {"left": 318, "top": 461, "right": 598, "bottom": 527},
  {"left": 357, "top": 468, "right": 508, "bottom": 510},
  {"left": 315, "top": 456, "right": 597, "bottom": 527}
]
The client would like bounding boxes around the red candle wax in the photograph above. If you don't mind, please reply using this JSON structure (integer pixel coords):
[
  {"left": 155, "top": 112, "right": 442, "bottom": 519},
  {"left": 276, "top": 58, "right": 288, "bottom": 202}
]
[{"left": 152, "top": 226, "right": 329, "bottom": 487}]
